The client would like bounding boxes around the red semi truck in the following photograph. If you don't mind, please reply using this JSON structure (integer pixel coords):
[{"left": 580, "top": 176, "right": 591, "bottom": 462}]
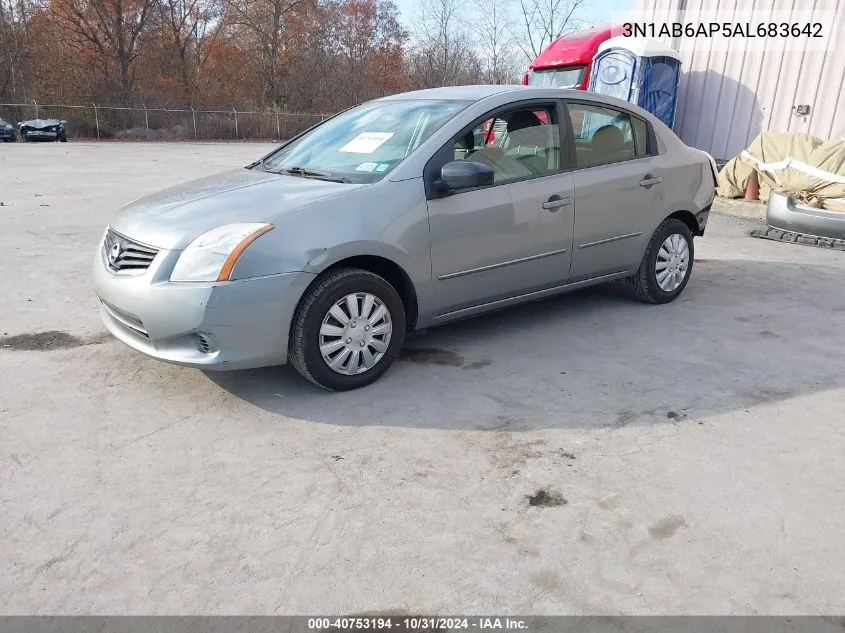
[
  {"left": 522, "top": 25, "right": 618, "bottom": 89},
  {"left": 479, "top": 26, "right": 618, "bottom": 147}
]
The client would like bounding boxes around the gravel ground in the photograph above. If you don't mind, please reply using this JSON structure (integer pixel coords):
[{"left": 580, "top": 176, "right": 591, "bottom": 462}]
[{"left": 1, "top": 142, "right": 844, "bottom": 615}]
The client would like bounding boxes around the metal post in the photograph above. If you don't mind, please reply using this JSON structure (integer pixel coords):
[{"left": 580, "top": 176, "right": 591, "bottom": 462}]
[
  {"left": 191, "top": 107, "right": 197, "bottom": 140},
  {"left": 143, "top": 103, "right": 149, "bottom": 134},
  {"left": 31, "top": 98, "right": 38, "bottom": 118},
  {"left": 232, "top": 107, "right": 238, "bottom": 140},
  {"left": 275, "top": 112, "right": 280, "bottom": 140},
  {"left": 92, "top": 103, "right": 100, "bottom": 140}
]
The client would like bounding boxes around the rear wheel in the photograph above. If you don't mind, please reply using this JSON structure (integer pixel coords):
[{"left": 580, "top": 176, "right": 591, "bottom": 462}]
[
  {"left": 289, "top": 268, "right": 405, "bottom": 391},
  {"left": 627, "top": 218, "right": 694, "bottom": 304}
]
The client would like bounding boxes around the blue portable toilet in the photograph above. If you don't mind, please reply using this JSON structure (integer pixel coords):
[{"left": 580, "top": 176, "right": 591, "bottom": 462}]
[{"left": 588, "top": 36, "right": 682, "bottom": 129}]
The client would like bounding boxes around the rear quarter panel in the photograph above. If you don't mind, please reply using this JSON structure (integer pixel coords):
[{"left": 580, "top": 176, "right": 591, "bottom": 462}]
[
  {"left": 662, "top": 146, "right": 716, "bottom": 220},
  {"left": 632, "top": 145, "right": 714, "bottom": 269}
]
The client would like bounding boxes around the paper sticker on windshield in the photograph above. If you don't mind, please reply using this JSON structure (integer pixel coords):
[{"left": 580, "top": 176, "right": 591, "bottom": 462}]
[
  {"left": 356, "top": 162, "right": 378, "bottom": 172},
  {"left": 339, "top": 132, "right": 394, "bottom": 153},
  {"left": 375, "top": 163, "right": 391, "bottom": 173}
]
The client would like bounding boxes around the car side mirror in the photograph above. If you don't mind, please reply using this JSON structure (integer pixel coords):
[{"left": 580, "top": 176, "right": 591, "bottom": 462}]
[{"left": 436, "top": 160, "right": 494, "bottom": 192}]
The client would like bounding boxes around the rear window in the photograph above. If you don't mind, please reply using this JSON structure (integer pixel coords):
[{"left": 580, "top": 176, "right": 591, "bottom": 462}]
[
  {"left": 566, "top": 102, "right": 651, "bottom": 167},
  {"left": 632, "top": 116, "right": 649, "bottom": 155}
]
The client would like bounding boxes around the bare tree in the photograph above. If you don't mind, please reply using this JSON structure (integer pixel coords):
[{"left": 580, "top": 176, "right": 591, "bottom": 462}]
[
  {"left": 53, "top": 0, "right": 154, "bottom": 104},
  {"left": 331, "top": 0, "right": 406, "bottom": 103},
  {"left": 224, "top": 0, "right": 304, "bottom": 108},
  {"left": 0, "top": 0, "right": 28, "bottom": 100},
  {"left": 409, "top": 0, "right": 480, "bottom": 88},
  {"left": 470, "top": 0, "right": 519, "bottom": 84},
  {"left": 158, "top": 0, "right": 223, "bottom": 103},
  {"left": 516, "top": 0, "right": 586, "bottom": 61}
]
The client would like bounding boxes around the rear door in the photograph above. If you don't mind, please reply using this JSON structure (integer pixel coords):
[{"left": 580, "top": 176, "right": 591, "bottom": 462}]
[{"left": 564, "top": 101, "right": 665, "bottom": 281}]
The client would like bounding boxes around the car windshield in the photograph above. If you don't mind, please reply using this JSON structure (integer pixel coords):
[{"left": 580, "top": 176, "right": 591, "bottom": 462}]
[
  {"left": 528, "top": 66, "right": 586, "bottom": 89},
  {"left": 257, "top": 99, "right": 470, "bottom": 184}
]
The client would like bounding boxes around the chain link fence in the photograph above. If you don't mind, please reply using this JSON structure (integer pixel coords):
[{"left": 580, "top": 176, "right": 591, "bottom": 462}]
[{"left": 0, "top": 101, "right": 329, "bottom": 141}]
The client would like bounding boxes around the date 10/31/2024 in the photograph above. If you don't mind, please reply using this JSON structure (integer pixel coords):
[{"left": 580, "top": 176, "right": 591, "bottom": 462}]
[{"left": 307, "top": 617, "right": 530, "bottom": 631}]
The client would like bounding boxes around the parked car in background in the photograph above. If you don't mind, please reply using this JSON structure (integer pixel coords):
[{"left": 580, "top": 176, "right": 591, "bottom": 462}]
[
  {"left": 19, "top": 118, "right": 67, "bottom": 142},
  {"left": 95, "top": 85, "right": 716, "bottom": 391},
  {"left": 0, "top": 118, "right": 15, "bottom": 142}
]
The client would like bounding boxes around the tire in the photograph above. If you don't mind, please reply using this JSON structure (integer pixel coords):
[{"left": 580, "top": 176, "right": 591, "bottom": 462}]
[
  {"left": 627, "top": 218, "right": 694, "bottom": 304},
  {"left": 289, "top": 267, "right": 406, "bottom": 391},
  {"left": 59, "top": 133, "right": 67, "bottom": 142}
]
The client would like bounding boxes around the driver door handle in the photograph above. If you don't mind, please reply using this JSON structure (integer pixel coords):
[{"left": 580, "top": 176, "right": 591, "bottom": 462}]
[
  {"left": 542, "top": 195, "right": 571, "bottom": 211},
  {"left": 640, "top": 176, "right": 662, "bottom": 187}
]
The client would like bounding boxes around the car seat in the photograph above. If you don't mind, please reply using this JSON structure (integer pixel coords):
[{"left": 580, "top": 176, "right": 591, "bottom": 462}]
[
  {"left": 591, "top": 124, "right": 625, "bottom": 161},
  {"left": 504, "top": 111, "right": 557, "bottom": 175}
]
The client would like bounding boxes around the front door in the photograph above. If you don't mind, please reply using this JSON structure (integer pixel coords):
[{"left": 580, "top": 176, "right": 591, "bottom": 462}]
[
  {"left": 425, "top": 102, "right": 575, "bottom": 316},
  {"left": 565, "top": 101, "right": 665, "bottom": 281}
]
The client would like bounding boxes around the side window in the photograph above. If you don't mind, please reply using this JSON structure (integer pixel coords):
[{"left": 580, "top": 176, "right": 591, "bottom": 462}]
[
  {"left": 566, "top": 102, "right": 649, "bottom": 167},
  {"left": 451, "top": 105, "right": 560, "bottom": 185},
  {"left": 632, "top": 116, "right": 649, "bottom": 156}
]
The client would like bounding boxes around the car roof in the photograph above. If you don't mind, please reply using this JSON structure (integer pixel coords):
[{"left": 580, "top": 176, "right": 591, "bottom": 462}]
[
  {"left": 376, "top": 84, "right": 596, "bottom": 103},
  {"left": 377, "top": 85, "right": 513, "bottom": 101},
  {"left": 376, "top": 85, "right": 648, "bottom": 115},
  {"left": 372, "top": 85, "right": 671, "bottom": 139}
]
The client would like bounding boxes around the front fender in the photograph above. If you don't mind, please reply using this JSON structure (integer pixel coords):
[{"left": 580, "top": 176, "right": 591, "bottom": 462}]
[{"left": 228, "top": 178, "right": 436, "bottom": 323}]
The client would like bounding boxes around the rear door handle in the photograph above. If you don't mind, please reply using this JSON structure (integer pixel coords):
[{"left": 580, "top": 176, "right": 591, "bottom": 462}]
[
  {"left": 542, "top": 195, "right": 571, "bottom": 211},
  {"left": 640, "top": 176, "right": 662, "bottom": 187}
]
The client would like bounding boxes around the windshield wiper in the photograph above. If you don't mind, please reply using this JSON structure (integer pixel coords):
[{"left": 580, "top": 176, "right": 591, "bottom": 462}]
[
  {"left": 278, "top": 166, "right": 351, "bottom": 183},
  {"left": 249, "top": 156, "right": 272, "bottom": 171}
]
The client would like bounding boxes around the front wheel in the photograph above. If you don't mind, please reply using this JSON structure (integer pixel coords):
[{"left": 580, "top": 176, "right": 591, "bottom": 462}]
[
  {"left": 627, "top": 218, "right": 694, "bottom": 304},
  {"left": 289, "top": 268, "right": 406, "bottom": 391}
]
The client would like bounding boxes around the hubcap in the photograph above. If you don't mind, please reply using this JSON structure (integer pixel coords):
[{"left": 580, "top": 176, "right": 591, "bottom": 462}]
[
  {"left": 656, "top": 233, "right": 690, "bottom": 292},
  {"left": 319, "top": 292, "right": 392, "bottom": 375}
]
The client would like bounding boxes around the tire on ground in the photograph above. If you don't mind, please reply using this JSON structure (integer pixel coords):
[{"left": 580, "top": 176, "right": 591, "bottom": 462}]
[
  {"left": 627, "top": 217, "right": 695, "bottom": 304},
  {"left": 288, "top": 267, "right": 406, "bottom": 391}
]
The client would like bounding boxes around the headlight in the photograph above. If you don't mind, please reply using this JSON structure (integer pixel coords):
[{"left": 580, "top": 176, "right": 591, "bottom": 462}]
[{"left": 170, "top": 223, "right": 273, "bottom": 282}]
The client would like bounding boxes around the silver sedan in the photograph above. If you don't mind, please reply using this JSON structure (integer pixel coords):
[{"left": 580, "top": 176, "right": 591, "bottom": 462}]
[{"left": 94, "top": 85, "right": 716, "bottom": 390}]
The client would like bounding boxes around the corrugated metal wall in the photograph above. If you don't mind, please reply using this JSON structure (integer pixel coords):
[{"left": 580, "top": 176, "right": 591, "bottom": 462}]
[{"left": 637, "top": 0, "right": 845, "bottom": 159}]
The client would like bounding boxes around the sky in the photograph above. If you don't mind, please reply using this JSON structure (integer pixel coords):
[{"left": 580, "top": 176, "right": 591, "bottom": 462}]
[{"left": 393, "top": 0, "right": 637, "bottom": 33}]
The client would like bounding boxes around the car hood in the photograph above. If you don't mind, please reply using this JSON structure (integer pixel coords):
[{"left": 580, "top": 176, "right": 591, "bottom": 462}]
[
  {"left": 21, "top": 118, "right": 64, "bottom": 128},
  {"left": 110, "top": 168, "right": 367, "bottom": 249}
]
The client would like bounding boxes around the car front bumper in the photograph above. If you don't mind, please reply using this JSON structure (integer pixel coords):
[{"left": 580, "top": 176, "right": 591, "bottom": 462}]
[
  {"left": 93, "top": 247, "right": 315, "bottom": 370},
  {"left": 23, "top": 129, "right": 59, "bottom": 140}
]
